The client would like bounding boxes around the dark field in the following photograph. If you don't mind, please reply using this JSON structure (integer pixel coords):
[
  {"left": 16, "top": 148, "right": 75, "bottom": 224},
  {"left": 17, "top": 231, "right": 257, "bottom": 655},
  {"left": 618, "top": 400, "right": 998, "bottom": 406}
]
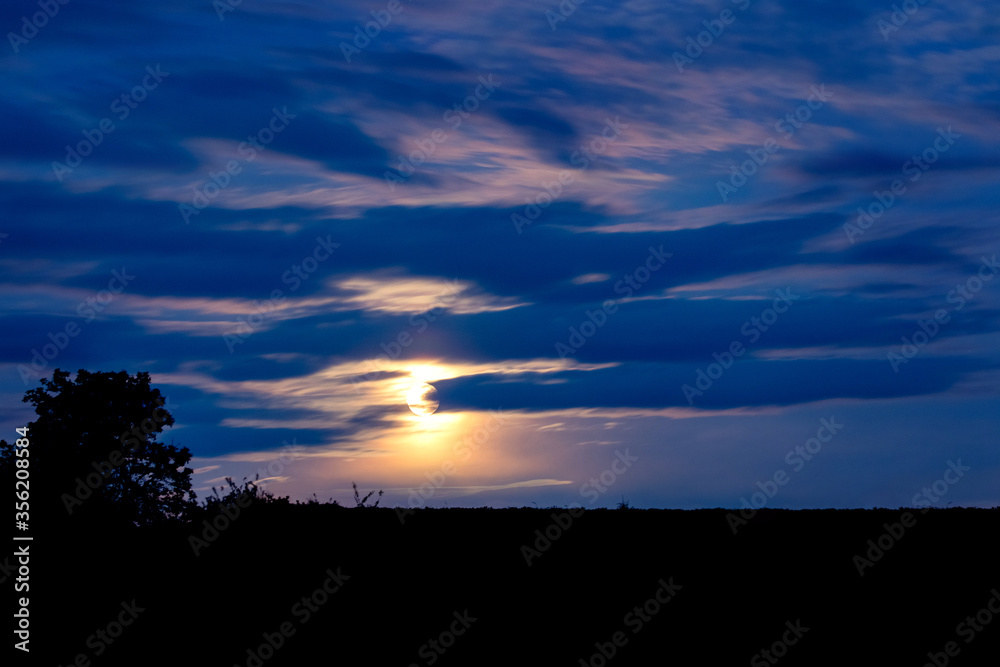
[{"left": 27, "top": 506, "right": 1000, "bottom": 666}]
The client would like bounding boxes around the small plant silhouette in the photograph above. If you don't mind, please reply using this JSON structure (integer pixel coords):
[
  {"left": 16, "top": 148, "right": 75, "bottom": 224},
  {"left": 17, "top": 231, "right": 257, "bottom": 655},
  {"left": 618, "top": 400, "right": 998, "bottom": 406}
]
[
  {"left": 297, "top": 492, "right": 340, "bottom": 506},
  {"left": 616, "top": 495, "right": 632, "bottom": 510},
  {"left": 352, "top": 482, "right": 383, "bottom": 508},
  {"left": 201, "top": 474, "right": 288, "bottom": 512}
]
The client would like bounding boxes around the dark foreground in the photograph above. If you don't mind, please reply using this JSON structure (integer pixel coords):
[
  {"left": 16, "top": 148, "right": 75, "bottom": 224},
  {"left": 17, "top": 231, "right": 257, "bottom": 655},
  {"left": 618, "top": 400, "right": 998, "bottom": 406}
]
[{"left": 17, "top": 507, "right": 1000, "bottom": 666}]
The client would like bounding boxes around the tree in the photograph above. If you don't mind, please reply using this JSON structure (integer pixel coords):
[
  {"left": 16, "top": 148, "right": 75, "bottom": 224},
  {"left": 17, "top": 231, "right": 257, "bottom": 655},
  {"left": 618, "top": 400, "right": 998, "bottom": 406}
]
[{"left": 4, "top": 369, "right": 197, "bottom": 527}]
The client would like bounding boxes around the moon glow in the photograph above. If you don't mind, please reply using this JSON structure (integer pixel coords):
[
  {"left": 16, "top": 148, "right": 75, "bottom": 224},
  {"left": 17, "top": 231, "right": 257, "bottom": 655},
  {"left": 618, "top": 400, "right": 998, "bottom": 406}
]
[{"left": 407, "top": 383, "right": 440, "bottom": 416}]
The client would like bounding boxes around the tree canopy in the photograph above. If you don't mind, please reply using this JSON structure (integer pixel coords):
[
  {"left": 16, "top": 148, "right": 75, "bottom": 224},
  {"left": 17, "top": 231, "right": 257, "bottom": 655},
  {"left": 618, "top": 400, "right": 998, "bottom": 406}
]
[{"left": 1, "top": 369, "right": 197, "bottom": 527}]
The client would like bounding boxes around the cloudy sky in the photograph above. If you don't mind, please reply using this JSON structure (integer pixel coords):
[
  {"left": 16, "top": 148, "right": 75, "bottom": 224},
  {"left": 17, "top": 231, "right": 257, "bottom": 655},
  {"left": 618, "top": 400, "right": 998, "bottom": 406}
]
[{"left": 2, "top": 0, "right": 998, "bottom": 510}]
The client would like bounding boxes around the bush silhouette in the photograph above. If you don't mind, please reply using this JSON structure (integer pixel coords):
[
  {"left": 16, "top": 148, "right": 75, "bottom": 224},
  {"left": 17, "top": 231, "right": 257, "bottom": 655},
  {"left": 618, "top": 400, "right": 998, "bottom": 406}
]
[
  {"left": 297, "top": 492, "right": 341, "bottom": 506},
  {"left": 199, "top": 474, "right": 290, "bottom": 512}
]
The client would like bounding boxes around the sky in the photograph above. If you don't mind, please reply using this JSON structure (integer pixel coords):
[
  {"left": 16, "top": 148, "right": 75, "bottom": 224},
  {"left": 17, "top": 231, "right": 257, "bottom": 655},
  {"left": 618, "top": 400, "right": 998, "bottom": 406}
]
[{"left": 2, "top": 0, "right": 999, "bottom": 510}]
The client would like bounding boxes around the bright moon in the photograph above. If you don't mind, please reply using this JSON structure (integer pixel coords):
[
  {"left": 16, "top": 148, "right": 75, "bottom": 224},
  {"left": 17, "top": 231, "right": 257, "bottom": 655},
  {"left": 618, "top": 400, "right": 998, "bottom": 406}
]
[{"left": 406, "top": 383, "right": 440, "bottom": 416}]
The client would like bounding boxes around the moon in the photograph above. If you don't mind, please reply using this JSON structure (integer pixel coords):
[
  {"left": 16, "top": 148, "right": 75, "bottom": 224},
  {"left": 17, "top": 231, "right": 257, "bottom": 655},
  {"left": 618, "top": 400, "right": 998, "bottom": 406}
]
[{"left": 406, "top": 383, "right": 440, "bottom": 416}]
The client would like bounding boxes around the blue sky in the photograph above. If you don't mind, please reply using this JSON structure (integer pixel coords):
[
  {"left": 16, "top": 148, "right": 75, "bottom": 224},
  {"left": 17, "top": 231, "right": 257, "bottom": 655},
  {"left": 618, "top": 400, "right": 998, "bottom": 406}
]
[{"left": 2, "top": 0, "right": 998, "bottom": 509}]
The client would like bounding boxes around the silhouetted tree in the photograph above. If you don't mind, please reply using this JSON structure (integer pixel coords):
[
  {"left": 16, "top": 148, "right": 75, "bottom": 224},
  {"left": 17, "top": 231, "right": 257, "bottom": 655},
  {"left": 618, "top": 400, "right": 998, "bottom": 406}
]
[{"left": 2, "top": 369, "right": 197, "bottom": 527}]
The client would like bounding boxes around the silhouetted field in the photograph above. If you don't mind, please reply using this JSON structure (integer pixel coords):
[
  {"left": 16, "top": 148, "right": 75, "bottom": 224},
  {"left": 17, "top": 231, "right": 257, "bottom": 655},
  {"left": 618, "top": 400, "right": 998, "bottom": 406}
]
[{"left": 33, "top": 507, "right": 1000, "bottom": 666}]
